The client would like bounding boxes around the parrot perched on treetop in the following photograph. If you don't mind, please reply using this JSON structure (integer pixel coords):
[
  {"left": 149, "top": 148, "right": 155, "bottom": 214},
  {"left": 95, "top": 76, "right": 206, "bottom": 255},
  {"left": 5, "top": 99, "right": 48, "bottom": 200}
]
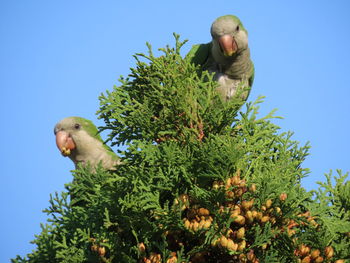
[
  {"left": 54, "top": 117, "right": 120, "bottom": 170},
  {"left": 187, "top": 15, "right": 254, "bottom": 102}
]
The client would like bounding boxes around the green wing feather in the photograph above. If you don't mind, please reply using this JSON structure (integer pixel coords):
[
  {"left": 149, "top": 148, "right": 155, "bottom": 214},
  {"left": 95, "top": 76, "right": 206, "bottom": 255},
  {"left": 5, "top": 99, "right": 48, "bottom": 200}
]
[{"left": 186, "top": 42, "right": 212, "bottom": 67}]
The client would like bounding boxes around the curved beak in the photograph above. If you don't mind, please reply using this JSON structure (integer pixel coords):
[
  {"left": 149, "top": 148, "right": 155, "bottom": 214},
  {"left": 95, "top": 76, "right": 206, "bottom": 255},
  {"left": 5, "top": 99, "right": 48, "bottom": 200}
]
[
  {"left": 218, "top": 34, "right": 238, "bottom": 57},
  {"left": 55, "top": 130, "right": 76, "bottom": 156}
]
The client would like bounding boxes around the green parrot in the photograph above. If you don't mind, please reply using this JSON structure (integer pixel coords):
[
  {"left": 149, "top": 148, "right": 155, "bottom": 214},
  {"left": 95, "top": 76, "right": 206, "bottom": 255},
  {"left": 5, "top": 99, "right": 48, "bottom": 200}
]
[
  {"left": 54, "top": 117, "right": 120, "bottom": 170},
  {"left": 187, "top": 15, "right": 254, "bottom": 101}
]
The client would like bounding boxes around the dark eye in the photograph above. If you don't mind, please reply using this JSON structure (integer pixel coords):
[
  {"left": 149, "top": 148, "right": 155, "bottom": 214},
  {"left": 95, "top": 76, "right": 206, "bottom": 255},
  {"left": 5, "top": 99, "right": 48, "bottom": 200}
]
[
  {"left": 74, "top": 123, "right": 81, "bottom": 130},
  {"left": 236, "top": 25, "right": 240, "bottom": 31}
]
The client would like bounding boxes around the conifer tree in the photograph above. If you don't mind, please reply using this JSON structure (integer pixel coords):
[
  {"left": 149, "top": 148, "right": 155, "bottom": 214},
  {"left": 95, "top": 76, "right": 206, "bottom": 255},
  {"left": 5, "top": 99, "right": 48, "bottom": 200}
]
[{"left": 13, "top": 34, "right": 349, "bottom": 263}]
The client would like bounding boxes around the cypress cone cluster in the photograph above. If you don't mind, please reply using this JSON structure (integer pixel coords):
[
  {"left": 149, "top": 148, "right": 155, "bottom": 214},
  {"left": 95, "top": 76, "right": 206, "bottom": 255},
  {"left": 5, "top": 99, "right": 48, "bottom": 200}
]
[{"left": 136, "top": 170, "right": 347, "bottom": 263}]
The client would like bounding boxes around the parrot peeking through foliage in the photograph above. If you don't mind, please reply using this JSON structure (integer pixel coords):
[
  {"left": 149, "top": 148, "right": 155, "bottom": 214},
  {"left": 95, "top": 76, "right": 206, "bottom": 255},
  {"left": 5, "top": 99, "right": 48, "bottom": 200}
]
[
  {"left": 187, "top": 15, "right": 254, "bottom": 102},
  {"left": 54, "top": 117, "right": 120, "bottom": 170}
]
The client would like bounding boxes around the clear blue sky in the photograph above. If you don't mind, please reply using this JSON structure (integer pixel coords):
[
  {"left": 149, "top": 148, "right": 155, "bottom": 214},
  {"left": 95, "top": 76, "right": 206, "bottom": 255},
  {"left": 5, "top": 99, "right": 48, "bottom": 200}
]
[{"left": 1, "top": 1, "right": 349, "bottom": 261}]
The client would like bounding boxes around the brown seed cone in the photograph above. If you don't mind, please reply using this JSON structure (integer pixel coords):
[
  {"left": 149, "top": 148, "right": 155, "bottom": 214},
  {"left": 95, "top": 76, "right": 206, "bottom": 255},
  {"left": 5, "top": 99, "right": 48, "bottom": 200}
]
[
  {"left": 225, "top": 178, "right": 232, "bottom": 189},
  {"left": 227, "top": 238, "right": 238, "bottom": 251},
  {"left": 324, "top": 246, "right": 334, "bottom": 259},
  {"left": 294, "top": 249, "right": 299, "bottom": 257},
  {"left": 299, "top": 211, "right": 311, "bottom": 218},
  {"left": 246, "top": 249, "right": 255, "bottom": 260},
  {"left": 166, "top": 253, "right": 177, "bottom": 263},
  {"left": 287, "top": 229, "right": 296, "bottom": 236},
  {"left": 279, "top": 193, "right": 287, "bottom": 201},
  {"left": 275, "top": 207, "right": 282, "bottom": 215},
  {"left": 301, "top": 256, "right": 311, "bottom": 263},
  {"left": 91, "top": 244, "right": 99, "bottom": 252},
  {"left": 237, "top": 240, "right": 246, "bottom": 251},
  {"left": 226, "top": 228, "right": 234, "bottom": 237},
  {"left": 212, "top": 181, "right": 222, "bottom": 190},
  {"left": 218, "top": 205, "right": 225, "bottom": 214},
  {"left": 251, "top": 210, "right": 258, "bottom": 218},
  {"left": 231, "top": 205, "right": 241, "bottom": 214},
  {"left": 314, "top": 256, "right": 323, "bottom": 263},
  {"left": 298, "top": 244, "right": 310, "bottom": 257},
  {"left": 149, "top": 253, "right": 161, "bottom": 263},
  {"left": 138, "top": 242, "right": 146, "bottom": 253},
  {"left": 239, "top": 253, "right": 247, "bottom": 262},
  {"left": 235, "top": 188, "right": 245, "bottom": 197},
  {"left": 220, "top": 235, "right": 228, "bottom": 247},
  {"left": 184, "top": 219, "right": 191, "bottom": 229},
  {"left": 270, "top": 217, "right": 277, "bottom": 224},
  {"left": 236, "top": 227, "right": 245, "bottom": 239},
  {"left": 265, "top": 199, "right": 273, "bottom": 208},
  {"left": 249, "top": 183, "right": 257, "bottom": 192},
  {"left": 198, "top": 219, "right": 206, "bottom": 230},
  {"left": 241, "top": 200, "right": 254, "bottom": 210},
  {"left": 231, "top": 175, "right": 240, "bottom": 186},
  {"left": 203, "top": 219, "right": 211, "bottom": 229},
  {"left": 179, "top": 194, "right": 189, "bottom": 203},
  {"left": 211, "top": 237, "right": 220, "bottom": 247},
  {"left": 288, "top": 220, "right": 298, "bottom": 229},
  {"left": 226, "top": 190, "right": 235, "bottom": 199},
  {"left": 306, "top": 216, "right": 315, "bottom": 222},
  {"left": 239, "top": 179, "right": 247, "bottom": 188},
  {"left": 234, "top": 215, "right": 246, "bottom": 225},
  {"left": 256, "top": 211, "right": 263, "bottom": 221},
  {"left": 260, "top": 216, "right": 270, "bottom": 223},
  {"left": 310, "top": 249, "right": 320, "bottom": 259},
  {"left": 98, "top": 246, "right": 106, "bottom": 257},
  {"left": 192, "top": 220, "right": 199, "bottom": 231},
  {"left": 197, "top": 208, "right": 210, "bottom": 216},
  {"left": 245, "top": 210, "right": 254, "bottom": 224},
  {"left": 230, "top": 209, "right": 240, "bottom": 218},
  {"left": 309, "top": 219, "right": 318, "bottom": 227}
]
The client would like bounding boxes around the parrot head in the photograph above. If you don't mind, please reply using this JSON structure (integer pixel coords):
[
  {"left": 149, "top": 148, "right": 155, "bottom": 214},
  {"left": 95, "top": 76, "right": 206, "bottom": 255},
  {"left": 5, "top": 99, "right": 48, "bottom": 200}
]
[
  {"left": 54, "top": 117, "right": 100, "bottom": 157},
  {"left": 54, "top": 117, "right": 119, "bottom": 170},
  {"left": 211, "top": 15, "right": 248, "bottom": 58}
]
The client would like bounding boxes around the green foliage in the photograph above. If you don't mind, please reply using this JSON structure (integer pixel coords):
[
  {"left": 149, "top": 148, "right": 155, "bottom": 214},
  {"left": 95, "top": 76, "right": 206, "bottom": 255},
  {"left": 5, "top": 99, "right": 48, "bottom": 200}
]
[
  {"left": 13, "top": 35, "right": 349, "bottom": 263},
  {"left": 306, "top": 170, "right": 350, "bottom": 259},
  {"left": 98, "top": 33, "right": 245, "bottom": 146}
]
